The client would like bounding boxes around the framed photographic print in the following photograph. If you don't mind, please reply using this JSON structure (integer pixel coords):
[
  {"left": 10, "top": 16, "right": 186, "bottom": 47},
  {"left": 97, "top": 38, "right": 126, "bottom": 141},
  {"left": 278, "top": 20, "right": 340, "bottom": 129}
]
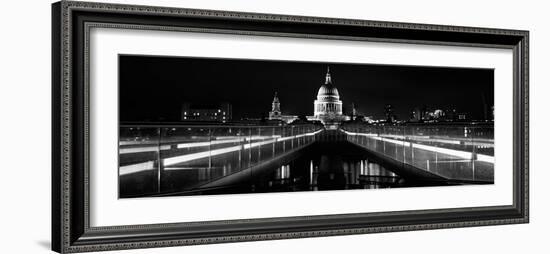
[{"left": 52, "top": 1, "right": 529, "bottom": 253}]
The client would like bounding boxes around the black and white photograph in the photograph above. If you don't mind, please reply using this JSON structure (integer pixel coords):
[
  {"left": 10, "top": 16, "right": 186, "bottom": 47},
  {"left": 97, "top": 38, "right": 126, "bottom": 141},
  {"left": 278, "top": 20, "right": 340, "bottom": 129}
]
[
  {"left": 118, "top": 56, "right": 495, "bottom": 198},
  {"left": 1, "top": 0, "right": 543, "bottom": 252}
]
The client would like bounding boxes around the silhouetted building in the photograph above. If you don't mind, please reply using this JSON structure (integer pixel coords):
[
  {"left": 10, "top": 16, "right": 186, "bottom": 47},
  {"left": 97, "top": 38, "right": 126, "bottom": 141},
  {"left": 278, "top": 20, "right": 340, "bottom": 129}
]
[
  {"left": 268, "top": 92, "right": 298, "bottom": 124},
  {"left": 457, "top": 113, "right": 468, "bottom": 121},
  {"left": 411, "top": 107, "right": 422, "bottom": 122},
  {"left": 433, "top": 109, "right": 445, "bottom": 119},
  {"left": 385, "top": 104, "right": 396, "bottom": 123},
  {"left": 445, "top": 108, "right": 457, "bottom": 121},
  {"left": 351, "top": 103, "right": 358, "bottom": 121},
  {"left": 410, "top": 106, "right": 454, "bottom": 122},
  {"left": 181, "top": 102, "right": 232, "bottom": 122}
]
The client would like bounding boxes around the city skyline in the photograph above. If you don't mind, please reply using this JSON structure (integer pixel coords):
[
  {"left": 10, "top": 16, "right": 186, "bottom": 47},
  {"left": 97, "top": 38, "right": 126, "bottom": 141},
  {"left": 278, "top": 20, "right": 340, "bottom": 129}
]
[
  {"left": 119, "top": 55, "right": 494, "bottom": 123},
  {"left": 118, "top": 55, "right": 495, "bottom": 198}
]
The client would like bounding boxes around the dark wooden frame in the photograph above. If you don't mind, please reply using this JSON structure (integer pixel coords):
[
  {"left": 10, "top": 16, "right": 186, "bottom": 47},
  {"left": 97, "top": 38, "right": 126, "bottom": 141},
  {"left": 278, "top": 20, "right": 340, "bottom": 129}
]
[{"left": 52, "top": 1, "right": 529, "bottom": 253}]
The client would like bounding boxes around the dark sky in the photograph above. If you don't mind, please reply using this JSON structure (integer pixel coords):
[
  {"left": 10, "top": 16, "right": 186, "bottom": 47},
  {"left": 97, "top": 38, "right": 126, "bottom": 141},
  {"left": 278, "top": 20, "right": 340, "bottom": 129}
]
[{"left": 119, "top": 55, "right": 494, "bottom": 122}]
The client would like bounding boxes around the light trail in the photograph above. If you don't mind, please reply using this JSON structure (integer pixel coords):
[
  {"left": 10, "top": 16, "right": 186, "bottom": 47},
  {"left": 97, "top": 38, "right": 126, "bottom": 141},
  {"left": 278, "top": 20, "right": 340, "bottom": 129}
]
[
  {"left": 119, "top": 145, "right": 171, "bottom": 154},
  {"left": 341, "top": 129, "right": 494, "bottom": 164},
  {"left": 119, "top": 129, "right": 322, "bottom": 176},
  {"left": 120, "top": 135, "right": 284, "bottom": 154},
  {"left": 119, "top": 161, "right": 155, "bottom": 176}
]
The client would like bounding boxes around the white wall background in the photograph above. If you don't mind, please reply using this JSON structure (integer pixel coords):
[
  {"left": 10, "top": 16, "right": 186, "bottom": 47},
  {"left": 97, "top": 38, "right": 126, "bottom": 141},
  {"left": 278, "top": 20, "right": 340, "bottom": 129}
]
[{"left": 0, "top": 0, "right": 547, "bottom": 253}]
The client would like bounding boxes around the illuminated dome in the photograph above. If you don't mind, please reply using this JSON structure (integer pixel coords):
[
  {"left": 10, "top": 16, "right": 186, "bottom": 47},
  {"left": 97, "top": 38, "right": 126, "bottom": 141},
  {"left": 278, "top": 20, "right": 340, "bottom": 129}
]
[
  {"left": 317, "top": 83, "right": 340, "bottom": 98},
  {"left": 307, "top": 66, "right": 350, "bottom": 129},
  {"left": 313, "top": 67, "right": 343, "bottom": 116}
]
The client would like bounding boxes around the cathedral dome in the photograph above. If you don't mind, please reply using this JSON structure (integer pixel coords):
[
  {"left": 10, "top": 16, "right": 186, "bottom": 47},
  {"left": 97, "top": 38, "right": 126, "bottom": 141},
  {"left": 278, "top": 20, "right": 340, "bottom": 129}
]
[
  {"left": 317, "top": 84, "right": 340, "bottom": 98},
  {"left": 316, "top": 67, "right": 340, "bottom": 99},
  {"left": 309, "top": 66, "right": 347, "bottom": 128}
]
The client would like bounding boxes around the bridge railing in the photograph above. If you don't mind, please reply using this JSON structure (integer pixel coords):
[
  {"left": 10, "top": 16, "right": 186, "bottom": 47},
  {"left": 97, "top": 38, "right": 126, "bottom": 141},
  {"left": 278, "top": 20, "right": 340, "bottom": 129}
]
[
  {"left": 341, "top": 124, "right": 494, "bottom": 183},
  {"left": 118, "top": 124, "right": 323, "bottom": 197}
]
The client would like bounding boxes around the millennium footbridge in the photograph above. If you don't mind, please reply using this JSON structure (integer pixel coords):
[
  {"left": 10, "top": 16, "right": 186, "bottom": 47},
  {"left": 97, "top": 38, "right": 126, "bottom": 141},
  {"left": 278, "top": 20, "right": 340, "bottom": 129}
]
[{"left": 119, "top": 123, "right": 493, "bottom": 198}]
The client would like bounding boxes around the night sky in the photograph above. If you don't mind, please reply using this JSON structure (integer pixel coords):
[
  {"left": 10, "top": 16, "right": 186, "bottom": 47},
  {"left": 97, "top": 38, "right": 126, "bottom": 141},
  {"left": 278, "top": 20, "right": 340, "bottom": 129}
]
[{"left": 119, "top": 55, "right": 494, "bottom": 122}]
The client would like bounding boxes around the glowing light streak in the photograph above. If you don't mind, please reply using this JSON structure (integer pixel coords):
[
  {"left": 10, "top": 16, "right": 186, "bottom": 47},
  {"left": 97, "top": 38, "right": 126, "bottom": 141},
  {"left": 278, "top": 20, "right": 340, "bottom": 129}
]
[
  {"left": 342, "top": 130, "right": 494, "bottom": 164},
  {"left": 120, "top": 129, "right": 322, "bottom": 175},
  {"left": 119, "top": 161, "right": 155, "bottom": 176},
  {"left": 119, "top": 145, "right": 171, "bottom": 154},
  {"left": 164, "top": 145, "right": 242, "bottom": 166},
  {"left": 477, "top": 154, "right": 495, "bottom": 163},
  {"left": 176, "top": 138, "right": 245, "bottom": 149}
]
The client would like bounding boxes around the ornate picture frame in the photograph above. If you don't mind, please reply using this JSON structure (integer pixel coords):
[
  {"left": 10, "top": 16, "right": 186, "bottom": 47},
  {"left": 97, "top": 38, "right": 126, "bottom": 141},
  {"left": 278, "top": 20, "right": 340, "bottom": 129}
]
[{"left": 52, "top": 1, "right": 528, "bottom": 253}]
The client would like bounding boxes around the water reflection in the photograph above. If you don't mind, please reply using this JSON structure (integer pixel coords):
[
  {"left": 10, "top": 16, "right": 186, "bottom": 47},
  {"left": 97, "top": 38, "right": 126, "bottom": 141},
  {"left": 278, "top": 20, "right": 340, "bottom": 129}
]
[
  {"left": 265, "top": 157, "right": 404, "bottom": 193},
  {"left": 203, "top": 142, "right": 411, "bottom": 195}
]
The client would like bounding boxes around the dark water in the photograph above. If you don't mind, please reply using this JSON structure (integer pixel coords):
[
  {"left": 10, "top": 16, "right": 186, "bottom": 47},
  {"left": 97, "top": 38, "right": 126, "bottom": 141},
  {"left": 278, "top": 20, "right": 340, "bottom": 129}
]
[{"left": 179, "top": 142, "right": 417, "bottom": 196}]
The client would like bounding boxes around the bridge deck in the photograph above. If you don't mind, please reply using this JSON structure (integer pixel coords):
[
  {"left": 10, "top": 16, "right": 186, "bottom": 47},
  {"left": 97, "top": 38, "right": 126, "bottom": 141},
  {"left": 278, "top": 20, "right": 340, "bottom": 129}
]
[{"left": 118, "top": 126, "right": 494, "bottom": 197}]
